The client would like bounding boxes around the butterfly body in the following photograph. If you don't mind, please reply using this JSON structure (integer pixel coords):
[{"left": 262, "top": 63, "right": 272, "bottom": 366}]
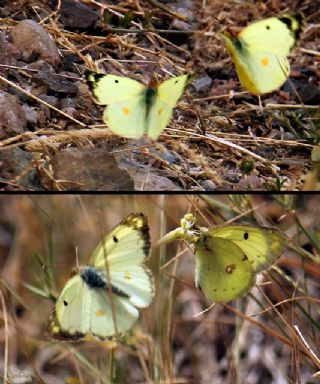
[
  {"left": 86, "top": 71, "right": 192, "bottom": 139},
  {"left": 223, "top": 12, "right": 303, "bottom": 94},
  {"left": 49, "top": 213, "right": 154, "bottom": 341},
  {"left": 194, "top": 225, "right": 287, "bottom": 302}
]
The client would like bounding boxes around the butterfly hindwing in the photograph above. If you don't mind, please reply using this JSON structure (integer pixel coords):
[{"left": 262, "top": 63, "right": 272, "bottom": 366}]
[
  {"left": 105, "top": 95, "right": 147, "bottom": 138},
  {"left": 195, "top": 236, "right": 255, "bottom": 303},
  {"left": 88, "top": 286, "right": 139, "bottom": 339},
  {"left": 227, "top": 48, "right": 290, "bottom": 94},
  {"left": 108, "top": 265, "right": 154, "bottom": 308}
]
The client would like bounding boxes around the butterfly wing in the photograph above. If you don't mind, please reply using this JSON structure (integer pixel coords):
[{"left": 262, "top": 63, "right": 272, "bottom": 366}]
[
  {"left": 89, "top": 213, "right": 154, "bottom": 308},
  {"left": 208, "top": 225, "right": 287, "bottom": 273},
  {"left": 156, "top": 74, "right": 192, "bottom": 107},
  {"left": 49, "top": 274, "right": 141, "bottom": 340},
  {"left": 86, "top": 72, "right": 145, "bottom": 104},
  {"left": 104, "top": 96, "right": 147, "bottom": 138},
  {"left": 195, "top": 236, "right": 255, "bottom": 302},
  {"left": 90, "top": 213, "right": 150, "bottom": 267},
  {"left": 239, "top": 14, "right": 302, "bottom": 54},
  {"left": 146, "top": 74, "right": 192, "bottom": 139},
  {"left": 224, "top": 43, "right": 290, "bottom": 94},
  {"left": 86, "top": 72, "right": 148, "bottom": 138},
  {"left": 224, "top": 12, "right": 303, "bottom": 94},
  {"left": 49, "top": 275, "right": 91, "bottom": 340},
  {"left": 88, "top": 288, "right": 139, "bottom": 339}
]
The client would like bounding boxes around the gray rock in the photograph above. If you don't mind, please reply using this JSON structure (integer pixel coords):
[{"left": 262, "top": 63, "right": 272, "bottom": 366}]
[
  {"left": 193, "top": 76, "right": 213, "bottom": 92},
  {"left": 10, "top": 19, "right": 61, "bottom": 67},
  {"left": 0, "top": 148, "right": 35, "bottom": 190},
  {"left": 33, "top": 72, "right": 78, "bottom": 95},
  {"left": 59, "top": 0, "right": 99, "bottom": 29},
  {"left": 0, "top": 91, "right": 26, "bottom": 139},
  {"left": 22, "top": 104, "right": 38, "bottom": 126},
  {"left": 41, "top": 149, "right": 134, "bottom": 191},
  {"left": 59, "top": 98, "right": 77, "bottom": 109}
]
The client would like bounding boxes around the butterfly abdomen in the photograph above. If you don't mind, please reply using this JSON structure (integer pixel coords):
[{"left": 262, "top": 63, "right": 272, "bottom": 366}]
[{"left": 145, "top": 87, "right": 158, "bottom": 131}]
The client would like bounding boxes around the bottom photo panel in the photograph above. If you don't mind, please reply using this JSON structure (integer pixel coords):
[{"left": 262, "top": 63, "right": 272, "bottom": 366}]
[{"left": 0, "top": 194, "right": 319, "bottom": 384}]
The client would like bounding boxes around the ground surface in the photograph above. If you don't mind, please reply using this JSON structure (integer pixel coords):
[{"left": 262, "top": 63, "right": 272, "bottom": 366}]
[{"left": 0, "top": 0, "right": 319, "bottom": 190}]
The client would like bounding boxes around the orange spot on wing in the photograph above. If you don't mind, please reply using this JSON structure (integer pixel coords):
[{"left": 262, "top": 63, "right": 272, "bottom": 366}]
[
  {"left": 158, "top": 107, "right": 164, "bottom": 116},
  {"left": 95, "top": 310, "right": 105, "bottom": 317},
  {"left": 261, "top": 57, "right": 269, "bottom": 66},
  {"left": 122, "top": 107, "right": 130, "bottom": 115},
  {"left": 124, "top": 271, "right": 132, "bottom": 280}
]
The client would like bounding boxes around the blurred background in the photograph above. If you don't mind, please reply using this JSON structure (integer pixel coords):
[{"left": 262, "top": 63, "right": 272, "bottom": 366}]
[{"left": 0, "top": 194, "right": 319, "bottom": 383}]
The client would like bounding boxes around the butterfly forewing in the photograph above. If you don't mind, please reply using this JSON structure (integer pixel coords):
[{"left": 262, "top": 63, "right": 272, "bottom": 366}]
[
  {"left": 239, "top": 17, "right": 296, "bottom": 54},
  {"left": 86, "top": 72, "right": 145, "bottom": 104},
  {"left": 157, "top": 75, "right": 192, "bottom": 107},
  {"left": 208, "top": 226, "right": 287, "bottom": 273},
  {"left": 89, "top": 213, "right": 154, "bottom": 308},
  {"left": 89, "top": 213, "right": 150, "bottom": 268}
]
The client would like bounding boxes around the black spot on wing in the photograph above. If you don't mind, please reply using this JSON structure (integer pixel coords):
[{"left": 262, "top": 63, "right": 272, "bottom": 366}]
[
  {"left": 113, "top": 236, "right": 118, "bottom": 243},
  {"left": 243, "top": 232, "right": 249, "bottom": 240}
]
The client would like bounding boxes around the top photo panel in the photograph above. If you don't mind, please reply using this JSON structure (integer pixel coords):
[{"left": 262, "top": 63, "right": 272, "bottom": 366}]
[{"left": 0, "top": 0, "right": 319, "bottom": 191}]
